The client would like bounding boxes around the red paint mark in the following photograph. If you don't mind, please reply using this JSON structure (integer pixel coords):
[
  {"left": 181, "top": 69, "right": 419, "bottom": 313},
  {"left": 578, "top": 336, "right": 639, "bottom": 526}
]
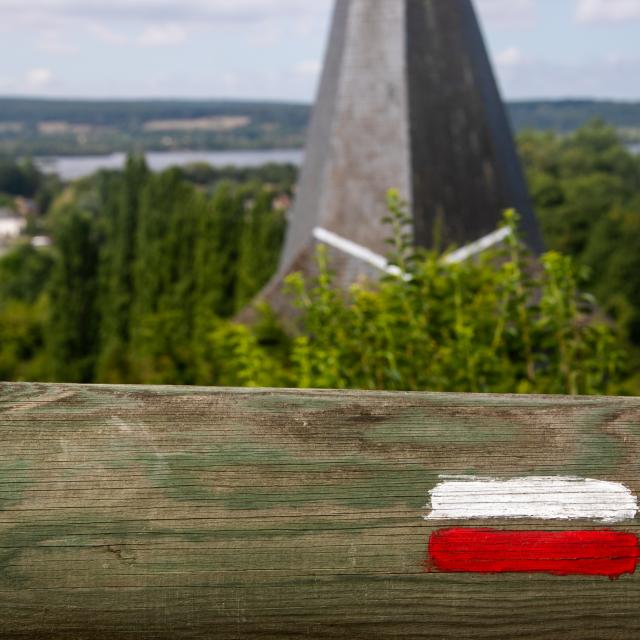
[{"left": 427, "top": 528, "right": 639, "bottom": 579}]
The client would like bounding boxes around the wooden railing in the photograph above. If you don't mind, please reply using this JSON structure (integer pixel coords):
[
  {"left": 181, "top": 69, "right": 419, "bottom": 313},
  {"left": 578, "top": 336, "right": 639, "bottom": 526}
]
[{"left": 1, "top": 382, "right": 639, "bottom": 639}]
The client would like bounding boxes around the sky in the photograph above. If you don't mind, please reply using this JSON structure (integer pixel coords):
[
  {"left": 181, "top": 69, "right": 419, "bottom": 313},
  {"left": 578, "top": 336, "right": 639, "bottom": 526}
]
[{"left": 0, "top": 0, "right": 639, "bottom": 102}]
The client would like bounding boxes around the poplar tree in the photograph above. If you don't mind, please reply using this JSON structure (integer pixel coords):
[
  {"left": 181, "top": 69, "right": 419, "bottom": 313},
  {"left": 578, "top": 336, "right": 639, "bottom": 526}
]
[
  {"left": 97, "top": 156, "right": 150, "bottom": 382},
  {"left": 47, "top": 207, "right": 100, "bottom": 382}
]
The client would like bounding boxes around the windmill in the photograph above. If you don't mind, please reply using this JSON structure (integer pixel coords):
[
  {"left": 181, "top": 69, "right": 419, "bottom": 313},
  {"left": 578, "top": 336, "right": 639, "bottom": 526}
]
[{"left": 260, "top": 0, "right": 543, "bottom": 310}]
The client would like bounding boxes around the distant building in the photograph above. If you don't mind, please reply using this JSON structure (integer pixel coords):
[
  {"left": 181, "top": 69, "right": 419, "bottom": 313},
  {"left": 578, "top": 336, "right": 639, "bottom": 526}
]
[
  {"left": 272, "top": 194, "right": 292, "bottom": 212},
  {"left": 14, "top": 197, "right": 37, "bottom": 217},
  {"left": 0, "top": 209, "right": 26, "bottom": 250},
  {"left": 31, "top": 236, "right": 52, "bottom": 249}
]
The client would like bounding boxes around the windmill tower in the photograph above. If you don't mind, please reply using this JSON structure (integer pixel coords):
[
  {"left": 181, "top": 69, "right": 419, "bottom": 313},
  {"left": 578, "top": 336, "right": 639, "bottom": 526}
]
[{"left": 264, "top": 0, "right": 543, "bottom": 306}]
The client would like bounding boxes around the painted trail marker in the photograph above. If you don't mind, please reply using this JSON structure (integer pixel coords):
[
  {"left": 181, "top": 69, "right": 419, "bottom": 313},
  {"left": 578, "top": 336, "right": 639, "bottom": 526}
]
[
  {"left": 428, "top": 529, "right": 640, "bottom": 578},
  {"left": 426, "top": 476, "right": 639, "bottom": 522},
  {"left": 425, "top": 476, "right": 640, "bottom": 579}
]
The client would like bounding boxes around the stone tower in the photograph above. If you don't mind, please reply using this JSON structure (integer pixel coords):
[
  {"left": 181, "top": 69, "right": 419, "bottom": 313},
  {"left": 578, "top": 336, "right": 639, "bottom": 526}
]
[{"left": 270, "top": 0, "right": 543, "bottom": 299}]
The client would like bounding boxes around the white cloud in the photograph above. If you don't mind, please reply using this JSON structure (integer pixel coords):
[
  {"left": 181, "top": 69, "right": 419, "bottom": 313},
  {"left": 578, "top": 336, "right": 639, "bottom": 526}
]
[
  {"left": 0, "top": 0, "right": 331, "bottom": 25},
  {"left": 0, "top": 0, "right": 332, "bottom": 57},
  {"left": 25, "top": 68, "right": 54, "bottom": 90},
  {"left": 39, "top": 30, "right": 79, "bottom": 54},
  {"left": 88, "top": 23, "right": 128, "bottom": 46},
  {"left": 137, "top": 24, "right": 187, "bottom": 47},
  {"left": 244, "top": 20, "right": 285, "bottom": 48},
  {"left": 494, "top": 50, "right": 640, "bottom": 100},
  {"left": 576, "top": 0, "right": 640, "bottom": 23},
  {"left": 293, "top": 59, "right": 321, "bottom": 77},
  {"left": 2, "top": 0, "right": 637, "bottom": 102},
  {"left": 496, "top": 46, "right": 526, "bottom": 67},
  {"left": 475, "top": 0, "right": 536, "bottom": 28},
  {"left": 220, "top": 71, "right": 242, "bottom": 95}
]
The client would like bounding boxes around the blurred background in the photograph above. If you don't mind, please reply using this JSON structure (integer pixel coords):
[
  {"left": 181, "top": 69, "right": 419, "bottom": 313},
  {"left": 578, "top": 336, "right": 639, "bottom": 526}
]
[{"left": 0, "top": 0, "right": 639, "bottom": 395}]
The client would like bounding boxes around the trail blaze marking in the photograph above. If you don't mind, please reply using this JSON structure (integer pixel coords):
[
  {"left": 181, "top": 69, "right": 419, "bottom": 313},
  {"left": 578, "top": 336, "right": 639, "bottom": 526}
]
[
  {"left": 428, "top": 529, "right": 640, "bottom": 579},
  {"left": 426, "top": 476, "right": 638, "bottom": 523},
  {"left": 425, "top": 476, "right": 639, "bottom": 578}
]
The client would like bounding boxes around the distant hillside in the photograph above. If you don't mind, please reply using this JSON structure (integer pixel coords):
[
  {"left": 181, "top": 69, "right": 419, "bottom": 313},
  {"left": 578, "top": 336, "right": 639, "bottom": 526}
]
[
  {"left": 508, "top": 100, "right": 640, "bottom": 134},
  {"left": 0, "top": 98, "right": 309, "bottom": 156},
  {"left": 0, "top": 98, "right": 309, "bottom": 131},
  {"left": 0, "top": 97, "right": 639, "bottom": 156}
]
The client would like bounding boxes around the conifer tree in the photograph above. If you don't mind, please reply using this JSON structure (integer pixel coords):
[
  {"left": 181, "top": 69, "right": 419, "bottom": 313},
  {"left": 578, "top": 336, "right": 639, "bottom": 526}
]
[
  {"left": 235, "top": 185, "right": 286, "bottom": 310},
  {"left": 47, "top": 207, "right": 100, "bottom": 382},
  {"left": 97, "top": 155, "right": 150, "bottom": 382}
]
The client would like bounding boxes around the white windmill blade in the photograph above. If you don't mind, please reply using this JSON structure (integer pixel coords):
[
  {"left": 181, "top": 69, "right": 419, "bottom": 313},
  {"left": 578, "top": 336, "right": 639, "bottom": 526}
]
[{"left": 312, "top": 225, "right": 512, "bottom": 280}]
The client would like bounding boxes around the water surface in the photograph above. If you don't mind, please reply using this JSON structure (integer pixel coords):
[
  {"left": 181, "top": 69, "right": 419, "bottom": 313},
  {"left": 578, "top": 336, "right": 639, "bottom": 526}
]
[{"left": 37, "top": 149, "right": 305, "bottom": 181}]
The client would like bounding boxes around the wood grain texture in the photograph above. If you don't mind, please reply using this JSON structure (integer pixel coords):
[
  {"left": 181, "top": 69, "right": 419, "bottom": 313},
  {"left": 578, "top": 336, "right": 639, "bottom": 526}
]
[{"left": 1, "top": 382, "right": 640, "bottom": 639}]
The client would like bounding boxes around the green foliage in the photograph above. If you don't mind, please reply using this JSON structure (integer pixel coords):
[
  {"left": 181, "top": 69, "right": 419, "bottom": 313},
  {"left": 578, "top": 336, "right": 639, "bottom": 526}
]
[
  {"left": 520, "top": 121, "right": 640, "bottom": 387},
  {"left": 0, "top": 298, "right": 49, "bottom": 382},
  {"left": 96, "top": 156, "right": 150, "bottom": 381},
  {"left": 582, "top": 206, "right": 640, "bottom": 345},
  {"left": 280, "top": 201, "right": 623, "bottom": 395},
  {"left": 47, "top": 207, "right": 100, "bottom": 382},
  {"left": 0, "top": 158, "right": 42, "bottom": 197},
  {"left": 179, "top": 162, "right": 297, "bottom": 192},
  {"left": 509, "top": 100, "right": 640, "bottom": 135},
  {"left": 1, "top": 155, "right": 292, "bottom": 385},
  {"left": 0, "top": 243, "right": 54, "bottom": 305},
  {"left": 0, "top": 141, "right": 631, "bottom": 397},
  {"left": 205, "top": 321, "right": 290, "bottom": 389},
  {"left": 235, "top": 186, "right": 286, "bottom": 310}
]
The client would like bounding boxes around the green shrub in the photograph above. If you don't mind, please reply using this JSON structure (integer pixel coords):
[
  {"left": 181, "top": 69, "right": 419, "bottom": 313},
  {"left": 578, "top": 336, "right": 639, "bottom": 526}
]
[{"left": 281, "top": 193, "right": 624, "bottom": 395}]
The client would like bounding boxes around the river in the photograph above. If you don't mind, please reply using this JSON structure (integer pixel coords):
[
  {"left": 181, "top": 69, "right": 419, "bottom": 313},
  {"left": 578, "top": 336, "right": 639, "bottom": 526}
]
[
  {"left": 36, "top": 143, "right": 639, "bottom": 182},
  {"left": 37, "top": 149, "right": 305, "bottom": 181}
]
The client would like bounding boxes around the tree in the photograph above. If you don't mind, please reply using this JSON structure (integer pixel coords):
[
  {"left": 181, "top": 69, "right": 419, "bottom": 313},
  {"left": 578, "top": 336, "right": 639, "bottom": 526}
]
[
  {"left": 97, "top": 156, "right": 150, "bottom": 382},
  {"left": 235, "top": 185, "right": 286, "bottom": 310},
  {"left": 280, "top": 203, "right": 624, "bottom": 395},
  {"left": 0, "top": 243, "right": 54, "bottom": 306},
  {"left": 520, "top": 120, "right": 640, "bottom": 387},
  {"left": 47, "top": 207, "right": 100, "bottom": 382}
]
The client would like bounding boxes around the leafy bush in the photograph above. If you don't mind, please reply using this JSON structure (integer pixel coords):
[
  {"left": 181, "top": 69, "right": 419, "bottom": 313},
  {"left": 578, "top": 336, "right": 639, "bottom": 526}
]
[
  {"left": 216, "top": 192, "right": 624, "bottom": 395},
  {"left": 520, "top": 121, "right": 640, "bottom": 352},
  {"left": 0, "top": 152, "right": 629, "bottom": 396}
]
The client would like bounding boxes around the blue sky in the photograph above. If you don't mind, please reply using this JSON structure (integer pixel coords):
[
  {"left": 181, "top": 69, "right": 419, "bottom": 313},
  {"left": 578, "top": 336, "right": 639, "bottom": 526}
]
[{"left": 0, "top": 0, "right": 638, "bottom": 102}]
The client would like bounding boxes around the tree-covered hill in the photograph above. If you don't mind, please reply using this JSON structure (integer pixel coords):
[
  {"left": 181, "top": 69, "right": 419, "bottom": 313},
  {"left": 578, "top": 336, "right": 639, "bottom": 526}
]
[
  {"left": 1, "top": 97, "right": 639, "bottom": 156},
  {"left": 0, "top": 98, "right": 310, "bottom": 156},
  {"left": 509, "top": 100, "right": 640, "bottom": 134},
  {"left": 0, "top": 98, "right": 309, "bottom": 131}
]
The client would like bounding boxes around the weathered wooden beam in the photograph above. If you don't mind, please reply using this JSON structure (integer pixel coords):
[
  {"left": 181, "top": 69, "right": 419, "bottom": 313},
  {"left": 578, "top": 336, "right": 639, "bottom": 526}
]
[{"left": 1, "top": 383, "right": 640, "bottom": 639}]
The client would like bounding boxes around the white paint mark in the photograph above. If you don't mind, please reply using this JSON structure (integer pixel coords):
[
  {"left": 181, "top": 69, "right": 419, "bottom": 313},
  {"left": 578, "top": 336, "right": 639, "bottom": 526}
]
[
  {"left": 425, "top": 476, "right": 638, "bottom": 523},
  {"left": 312, "top": 225, "right": 512, "bottom": 280}
]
